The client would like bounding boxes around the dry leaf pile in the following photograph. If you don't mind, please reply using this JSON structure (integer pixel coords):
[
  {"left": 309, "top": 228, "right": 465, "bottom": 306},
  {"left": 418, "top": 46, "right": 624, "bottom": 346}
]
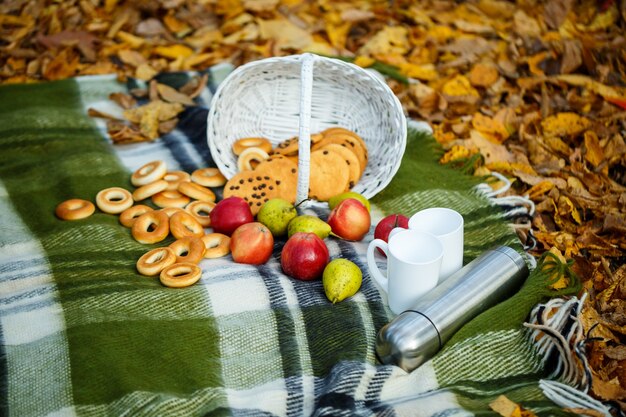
[{"left": 1, "top": 0, "right": 625, "bottom": 409}]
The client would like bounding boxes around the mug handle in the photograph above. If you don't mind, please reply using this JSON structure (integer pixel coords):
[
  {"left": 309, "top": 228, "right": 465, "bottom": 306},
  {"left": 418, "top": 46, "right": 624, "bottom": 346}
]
[{"left": 367, "top": 239, "right": 390, "bottom": 293}]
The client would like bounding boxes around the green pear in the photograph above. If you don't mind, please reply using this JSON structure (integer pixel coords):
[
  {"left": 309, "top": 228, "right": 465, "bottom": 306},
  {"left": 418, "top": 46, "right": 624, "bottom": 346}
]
[
  {"left": 328, "top": 191, "right": 370, "bottom": 212},
  {"left": 323, "top": 259, "right": 362, "bottom": 303},
  {"left": 256, "top": 198, "right": 297, "bottom": 237},
  {"left": 287, "top": 215, "right": 331, "bottom": 239}
]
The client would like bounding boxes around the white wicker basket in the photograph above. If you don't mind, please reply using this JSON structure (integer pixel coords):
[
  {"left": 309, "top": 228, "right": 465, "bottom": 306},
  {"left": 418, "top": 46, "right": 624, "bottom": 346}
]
[{"left": 206, "top": 53, "right": 407, "bottom": 206}]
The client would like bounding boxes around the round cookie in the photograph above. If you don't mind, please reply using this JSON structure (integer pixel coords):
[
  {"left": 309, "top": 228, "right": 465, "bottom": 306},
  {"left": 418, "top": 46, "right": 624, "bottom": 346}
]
[
  {"left": 308, "top": 149, "right": 350, "bottom": 201},
  {"left": 223, "top": 170, "right": 283, "bottom": 214},
  {"left": 254, "top": 156, "right": 298, "bottom": 203},
  {"left": 320, "top": 143, "right": 362, "bottom": 190},
  {"left": 312, "top": 134, "right": 368, "bottom": 176}
]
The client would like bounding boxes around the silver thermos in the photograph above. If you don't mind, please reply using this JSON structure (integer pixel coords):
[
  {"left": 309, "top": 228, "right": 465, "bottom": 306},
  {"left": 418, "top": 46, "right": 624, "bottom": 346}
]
[{"left": 375, "top": 246, "right": 529, "bottom": 372}]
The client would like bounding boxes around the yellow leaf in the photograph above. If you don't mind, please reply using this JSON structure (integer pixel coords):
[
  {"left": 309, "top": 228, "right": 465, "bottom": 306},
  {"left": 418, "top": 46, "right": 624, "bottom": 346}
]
[
  {"left": 153, "top": 44, "right": 194, "bottom": 59},
  {"left": 115, "top": 31, "right": 145, "bottom": 48},
  {"left": 490, "top": 395, "right": 536, "bottom": 417},
  {"left": 358, "top": 26, "right": 409, "bottom": 56},
  {"left": 123, "top": 100, "right": 184, "bottom": 124},
  {"left": 325, "top": 20, "right": 351, "bottom": 50},
  {"left": 526, "top": 180, "right": 554, "bottom": 200},
  {"left": 139, "top": 106, "right": 160, "bottom": 139},
  {"left": 215, "top": 0, "right": 244, "bottom": 18},
  {"left": 469, "top": 130, "right": 516, "bottom": 164},
  {"left": 135, "top": 64, "right": 158, "bottom": 81},
  {"left": 553, "top": 74, "right": 626, "bottom": 104},
  {"left": 399, "top": 63, "right": 438, "bottom": 81},
  {"left": 541, "top": 112, "right": 591, "bottom": 137},
  {"left": 583, "top": 130, "right": 605, "bottom": 168},
  {"left": 426, "top": 25, "right": 456, "bottom": 42},
  {"left": 558, "top": 195, "right": 582, "bottom": 225},
  {"left": 0, "top": 13, "right": 34, "bottom": 26},
  {"left": 485, "top": 161, "right": 536, "bottom": 175},
  {"left": 472, "top": 112, "right": 510, "bottom": 143},
  {"left": 576, "top": 3, "right": 619, "bottom": 32},
  {"left": 303, "top": 36, "right": 336, "bottom": 56},
  {"left": 186, "top": 29, "right": 223, "bottom": 50},
  {"left": 439, "top": 145, "right": 476, "bottom": 164},
  {"left": 353, "top": 55, "right": 375, "bottom": 68},
  {"left": 433, "top": 125, "right": 456, "bottom": 144},
  {"left": 184, "top": 53, "right": 216, "bottom": 68},
  {"left": 258, "top": 18, "right": 312, "bottom": 50},
  {"left": 442, "top": 75, "right": 480, "bottom": 97},
  {"left": 163, "top": 14, "right": 191, "bottom": 37},
  {"left": 543, "top": 135, "right": 571, "bottom": 155}
]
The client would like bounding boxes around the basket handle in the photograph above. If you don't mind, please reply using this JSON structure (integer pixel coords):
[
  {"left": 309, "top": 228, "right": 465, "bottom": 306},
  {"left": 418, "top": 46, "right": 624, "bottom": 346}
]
[{"left": 295, "top": 53, "right": 315, "bottom": 206}]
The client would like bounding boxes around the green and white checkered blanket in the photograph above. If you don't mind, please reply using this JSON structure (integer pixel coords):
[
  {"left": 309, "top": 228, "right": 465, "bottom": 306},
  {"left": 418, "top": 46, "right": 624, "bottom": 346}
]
[{"left": 0, "top": 65, "right": 580, "bottom": 417}]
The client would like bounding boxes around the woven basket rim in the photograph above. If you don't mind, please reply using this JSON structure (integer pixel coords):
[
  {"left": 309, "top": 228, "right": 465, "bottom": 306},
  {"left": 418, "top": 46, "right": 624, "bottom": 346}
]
[{"left": 206, "top": 53, "right": 407, "bottom": 203}]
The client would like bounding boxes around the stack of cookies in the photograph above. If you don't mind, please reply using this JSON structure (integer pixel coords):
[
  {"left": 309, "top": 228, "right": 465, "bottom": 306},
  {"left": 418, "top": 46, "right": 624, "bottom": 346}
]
[{"left": 224, "top": 127, "right": 368, "bottom": 213}]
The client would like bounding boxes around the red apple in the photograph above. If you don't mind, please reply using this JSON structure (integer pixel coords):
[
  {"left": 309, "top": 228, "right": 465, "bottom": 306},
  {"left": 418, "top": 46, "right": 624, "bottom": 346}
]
[
  {"left": 230, "top": 222, "right": 274, "bottom": 264},
  {"left": 374, "top": 214, "right": 409, "bottom": 255},
  {"left": 281, "top": 232, "right": 329, "bottom": 280},
  {"left": 327, "top": 198, "right": 371, "bottom": 241},
  {"left": 210, "top": 196, "right": 254, "bottom": 235}
]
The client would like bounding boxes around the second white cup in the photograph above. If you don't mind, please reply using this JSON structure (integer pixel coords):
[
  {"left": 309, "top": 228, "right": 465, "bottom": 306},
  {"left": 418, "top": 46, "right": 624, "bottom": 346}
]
[{"left": 408, "top": 207, "right": 464, "bottom": 282}]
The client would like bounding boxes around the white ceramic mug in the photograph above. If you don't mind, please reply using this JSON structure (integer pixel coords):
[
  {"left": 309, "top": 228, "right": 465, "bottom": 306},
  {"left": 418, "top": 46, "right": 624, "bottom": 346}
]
[
  {"left": 408, "top": 207, "right": 464, "bottom": 282},
  {"left": 367, "top": 230, "right": 444, "bottom": 315}
]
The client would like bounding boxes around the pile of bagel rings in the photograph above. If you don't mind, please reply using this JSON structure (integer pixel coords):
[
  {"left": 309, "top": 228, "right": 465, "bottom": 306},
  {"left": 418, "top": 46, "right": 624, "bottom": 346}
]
[{"left": 54, "top": 160, "right": 232, "bottom": 288}]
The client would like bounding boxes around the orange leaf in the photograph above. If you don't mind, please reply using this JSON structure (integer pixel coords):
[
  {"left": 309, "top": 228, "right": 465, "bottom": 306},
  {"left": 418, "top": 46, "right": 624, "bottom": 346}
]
[
  {"left": 468, "top": 62, "right": 499, "bottom": 87},
  {"left": 153, "top": 44, "right": 194, "bottom": 59}
]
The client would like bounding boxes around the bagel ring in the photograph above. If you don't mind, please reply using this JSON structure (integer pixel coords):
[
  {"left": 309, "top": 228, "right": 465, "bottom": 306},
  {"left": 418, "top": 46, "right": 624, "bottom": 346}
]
[
  {"left": 160, "top": 207, "right": 185, "bottom": 218},
  {"left": 132, "top": 179, "right": 168, "bottom": 201},
  {"left": 131, "top": 160, "right": 167, "bottom": 186},
  {"left": 131, "top": 211, "right": 170, "bottom": 244},
  {"left": 232, "top": 137, "right": 272, "bottom": 156},
  {"left": 160, "top": 262, "right": 202, "bottom": 288},
  {"left": 237, "top": 147, "right": 270, "bottom": 172},
  {"left": 163, "top": 170, "right": 191, "bottom": 191},
  {"left": 95, "top": 187, "right": 134, "bottom": 214},
  {"left": 152, "top": 190, "right": 190, "bottom": 208},
  {"left": 119, "top": 204, "right": 153, "bottom": 228},
  {"left": 178, "top": 181, "right": 216, "bottom": 202},
  {"left": 169, "top": 236, "right": 206, "bottom": 264},
  {"left": 136, "top": 247, "right": 176, "bottom": 276},
  {"left": 185, "top": 200, "right": 215, "bottom": 227},
  {"left": 170, "top": 210, "right": 204, "bottom": 240},
  {"left": 55, "top": 199, "right": 95, "bottom": 220},
  {"left": 201, "top": 233, "right": 231, "bottom": 259},
  {"left": 190, "top": 168, "right": 227, "bottom": 188}
]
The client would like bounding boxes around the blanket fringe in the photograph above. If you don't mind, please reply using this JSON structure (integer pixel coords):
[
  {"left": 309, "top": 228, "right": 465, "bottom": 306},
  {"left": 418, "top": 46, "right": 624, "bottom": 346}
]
[
  {"left": 475, "top": 171, "right": 537, "bottom": 253},
  {"left": 539, "top": 380, "right": 614, "bottom": 416},
  {"left": 524, "top": 295, "right": 623, "bottom": 416}
]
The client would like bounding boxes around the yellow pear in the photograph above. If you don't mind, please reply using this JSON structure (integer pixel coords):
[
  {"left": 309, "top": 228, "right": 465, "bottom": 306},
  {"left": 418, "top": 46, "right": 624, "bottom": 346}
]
[{"left": 322, "top": 259, "right": 362, "bottom": 303}]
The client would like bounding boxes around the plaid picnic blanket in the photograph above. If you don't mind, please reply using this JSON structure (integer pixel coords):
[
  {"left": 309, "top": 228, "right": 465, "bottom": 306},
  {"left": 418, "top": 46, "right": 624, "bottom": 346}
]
[{"left": 0, "top": 65, "right": 580, "bottom": 417}]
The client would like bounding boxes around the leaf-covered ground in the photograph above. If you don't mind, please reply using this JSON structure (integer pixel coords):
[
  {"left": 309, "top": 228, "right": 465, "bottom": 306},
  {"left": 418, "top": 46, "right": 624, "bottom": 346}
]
[{"left": 1, "top": 0, "right": 625, "bottom": 410}]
